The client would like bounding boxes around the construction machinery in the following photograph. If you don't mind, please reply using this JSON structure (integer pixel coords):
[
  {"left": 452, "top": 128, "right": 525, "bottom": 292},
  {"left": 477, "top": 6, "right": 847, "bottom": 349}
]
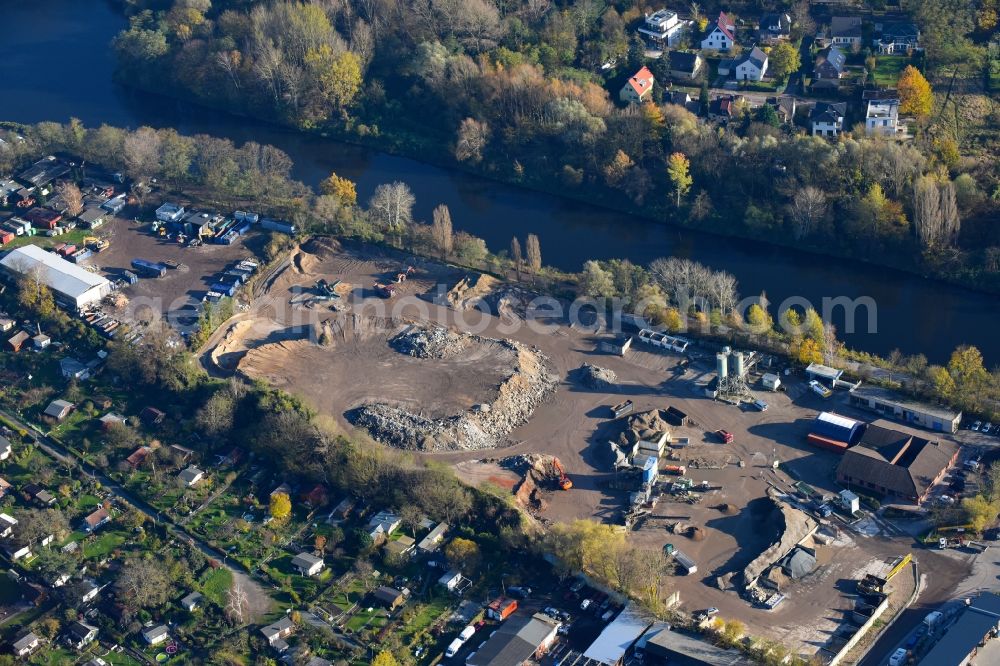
[
  {"left": 374, "top": 281, "right": 396, "bottom": 299},
  {"left": 395, "top": 266, "right": 415, "bottom": 283},
  {"left": 857, "top": 554, "right": 912, "bottom": 595},
  {"left": 549, "top": 458, "right": 572, "bottom": 490}
]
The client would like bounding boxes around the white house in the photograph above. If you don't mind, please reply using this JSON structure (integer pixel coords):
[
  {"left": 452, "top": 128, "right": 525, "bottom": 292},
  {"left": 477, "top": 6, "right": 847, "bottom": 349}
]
[
  {"left": 0, "top": 435, "right": 10, "bottom": 461},
  {"left": 178, "top": 466, "right": 204, "bottom": 487},
  {"left": 701, "top": 12, "right": 735, "bottom": 51},
  {"left": 12, "top": 632, "right": 39, "bottom": 657},
  {"left": 0, "top": 513, "right": 16, "bottom": 538},
  {"left": 141, "top": 625, "right": 169, "bottom": 646},
  {"left": 637, "top": 9, "right": 689, "bottom": 48},
  {"left": 291, "top": 552, "right": 325, "bottom": 577},
  {"left": 865, "top": 98, "right": 900, "bottom": 135},
  {"left": 438, "top": 570, "right": 463, "bottom": 592},
  {"left": 811, "top": 102, "right": 848, "bottom": 137},
  {"left": 155, "top": 203, "right": 185, "bottom": 223},
  {"left": 830, "top": 16, "right": 863, "bottom": 47},
  {"left": 619, "top": 66, "right": 655, "bottom": 104},
  {"left": 367, "top": 510, "right": 402, "bottom": 542},
  {"left": 181, "top": 591, "right": 203, "bottom": 611},
  {"left": 734, "top": 45, "right": 768, "bottom": 81}
]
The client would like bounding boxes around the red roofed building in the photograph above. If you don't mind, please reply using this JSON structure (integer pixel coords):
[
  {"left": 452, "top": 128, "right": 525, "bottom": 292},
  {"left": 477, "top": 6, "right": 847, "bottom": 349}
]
[
  {"left": 702, "top": 12, "right": 736, "bottom": 51},
  {"left": 126, "top": 446, "right": 151, "bottom": 469},
  {"left": 301, "top": 484, "right": 329, "bottom": 508},
  {"left": 619, "top": 66, "right": 656, "bottom": 104},
  {"left": 23, "top": 207, "right": 62, "bottom": 230}
]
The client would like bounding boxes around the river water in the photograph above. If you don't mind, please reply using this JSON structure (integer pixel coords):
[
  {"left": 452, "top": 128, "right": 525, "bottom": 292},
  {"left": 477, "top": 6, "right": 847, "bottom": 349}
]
[{"left": 1, "top": 0, "right": 997, "bottom": 362}]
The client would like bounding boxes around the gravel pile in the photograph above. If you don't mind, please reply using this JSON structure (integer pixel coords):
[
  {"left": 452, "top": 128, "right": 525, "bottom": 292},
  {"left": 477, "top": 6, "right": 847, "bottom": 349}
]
[
  {"left": 390, "top": 326, "right": 469, "bottom": 359},
  {"left": 580, "top": 363, "right": 617, "bottom": 389},
  {"left": 348, "top": 339, "right": 558, "bottom": 451}
]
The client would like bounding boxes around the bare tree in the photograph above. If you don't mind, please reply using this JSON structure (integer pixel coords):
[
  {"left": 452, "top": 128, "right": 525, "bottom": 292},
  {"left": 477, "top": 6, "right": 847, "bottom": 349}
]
[
  {"left": 123, "top": 127, "right": 162, "bottom": 182},
  {"left": 525, "top": 233, "right": 542, "bottom": 272},
  {"left": 225, "top": 579, "right": 250, "bottom": 625},
  {"left": 216, "top": 50, "right": 243, "bottom": 91},
  {"left": 789, "top": 186, "right": 826, "bottom": 239},
  {"left": 455, "top": 117, "right": 490, "bottom": 164},
  {"left": 939, "top": 180, "right": 960, "bottom": 241},
  {"left": 56, "top": 181, "right": 84, "bottom": 217},
  {"left": 510, "top": 236, "right": 523, "bottom": 278},
  {"left": 368, "top": 182, "right": 415, "bottom": 234},
  {"left": 913, "top": 175, "right": 943, "bottom": 248},
  {"left": 431, "top": 204, "right": 453, "bottom": 258}
]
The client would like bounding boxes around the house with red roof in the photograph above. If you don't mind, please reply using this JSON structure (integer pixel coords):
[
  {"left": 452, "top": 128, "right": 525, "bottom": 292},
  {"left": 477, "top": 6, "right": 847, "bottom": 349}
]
[
  {"left": 619, "top": 66, "right": 656, "bottom": 104},
  {"left": 701, "top": 12, "right": 736, "bottom": 51}
]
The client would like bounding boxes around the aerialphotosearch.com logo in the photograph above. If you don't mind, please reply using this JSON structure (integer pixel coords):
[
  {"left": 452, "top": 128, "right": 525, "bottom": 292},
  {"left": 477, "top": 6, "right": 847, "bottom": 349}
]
[{"left": 135, "top": 285, "right": 878, "bottom": 343}]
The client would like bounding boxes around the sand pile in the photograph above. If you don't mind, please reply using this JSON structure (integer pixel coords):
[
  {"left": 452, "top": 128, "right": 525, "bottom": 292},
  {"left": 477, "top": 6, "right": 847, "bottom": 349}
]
[{"left": 580, "top": 363, "right": 617, "bottom": 389}]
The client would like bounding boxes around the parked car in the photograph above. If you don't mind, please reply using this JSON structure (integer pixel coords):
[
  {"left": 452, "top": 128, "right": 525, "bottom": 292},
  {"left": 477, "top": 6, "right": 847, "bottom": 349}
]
[
  {"left": 889, "top": 647, "right": 909, "bottom": 666},
  {"left": 985, "top": 422, "right": 994, "bottom": 434},
  {"left": 580, "top": 599, "right": 593, "bottom": 611},
  {"left": 971, "top": 421, "right": 982, "bottom": 431},
  {"left": 753, "top": 399, "right": 769, "bottom": 412},
  {"left": 507, "top": 586, "right": 531, "bottom": 599},
  {"left": 544, "top": 607, "right": 559, "bottom": 618}
]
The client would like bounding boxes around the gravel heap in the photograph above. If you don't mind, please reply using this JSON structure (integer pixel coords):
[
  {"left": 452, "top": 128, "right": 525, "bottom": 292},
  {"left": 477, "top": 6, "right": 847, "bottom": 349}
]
[
  {"left": 580, "top": 363, "right": 617, "bottom": 389},
  {"left": 390, "top": 325, "right": 469, "bottom": 359},
  {"left": 348, "top": 339, "right": 558, "bottom": 451}
]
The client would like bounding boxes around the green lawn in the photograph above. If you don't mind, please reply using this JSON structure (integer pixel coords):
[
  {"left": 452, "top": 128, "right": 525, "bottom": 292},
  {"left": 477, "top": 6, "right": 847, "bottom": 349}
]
[
  {"left": 400, "top": 598, "right": 452, "bottom": 644},
  {"left": 199, "top": 567, "right": 233, "bottom": 607},
  {"left": 83, "top": 529, "right": 127, "bottom": 560},
  {"left": 76, "top": 493, "right": 102, "bottom": 511},
  {"left": 29, "top": 647, "right": 78, "bottom": 666},
  {"left": 873, "top": 55, "right": 910, "bottom": 87},
  {"left": 1, "top": 229, "right": 92, "bottom": 252}
]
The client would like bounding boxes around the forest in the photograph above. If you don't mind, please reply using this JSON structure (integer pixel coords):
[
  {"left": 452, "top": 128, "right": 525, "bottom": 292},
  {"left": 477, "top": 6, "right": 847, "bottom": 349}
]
[{"left": 108, "top": 0, "right": 1000, "bottom": 291}]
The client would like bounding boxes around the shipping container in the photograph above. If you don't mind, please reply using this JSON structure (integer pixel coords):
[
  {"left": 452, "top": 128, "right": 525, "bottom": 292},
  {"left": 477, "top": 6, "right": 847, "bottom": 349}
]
[
  {"left": 131, "top": 258, "right": 167, "bottom": 278},
  {"left": 211, "top": 283, "right": 237, "bottom": 297},
  {"left": 260, "top": 218, "right": 296, "bottom": 235},
  {"left": 70, "top": 248, "right": 92, "bottom": 263}
]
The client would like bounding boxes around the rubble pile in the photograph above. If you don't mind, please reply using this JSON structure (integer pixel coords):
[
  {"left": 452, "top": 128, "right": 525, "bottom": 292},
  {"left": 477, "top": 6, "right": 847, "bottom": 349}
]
[
  {"left": 615, "top": 409, "right": 672, "bottom": 449},
  {"left": 580, "top": 363, "right": 617, "bottom": 389},
  {"left": 390, "top": 325, "right": 469, "bottom": 359}
]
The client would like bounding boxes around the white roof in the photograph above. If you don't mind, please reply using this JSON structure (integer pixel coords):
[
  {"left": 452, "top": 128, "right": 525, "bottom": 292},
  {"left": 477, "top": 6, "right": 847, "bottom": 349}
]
[
  {"left": 583, "top": 603, "right": 652, "bottom": 664},
  {"left": 805, "top": 363, "right": 843, "bottom": 380},
  {"left": 0, "top": 245, "right": 110, "bottom": 300},
  {"left": 817, "top": 411, "right": 860, "bottom": 430}
]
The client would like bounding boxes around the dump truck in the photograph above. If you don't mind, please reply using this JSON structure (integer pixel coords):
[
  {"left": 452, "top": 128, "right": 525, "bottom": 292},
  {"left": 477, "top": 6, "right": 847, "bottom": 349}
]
[
  {"left": 715, "top": 430, "right": 734, "bottom": 444},
  {"left": 662, "top": 464, "right": 686, "bottom": 475},
  {"left": 611, "top": 399, "right": 633, "bottom": 418},
  {"left": 673, "top": 550, "right": 697, "bottom": 574}
]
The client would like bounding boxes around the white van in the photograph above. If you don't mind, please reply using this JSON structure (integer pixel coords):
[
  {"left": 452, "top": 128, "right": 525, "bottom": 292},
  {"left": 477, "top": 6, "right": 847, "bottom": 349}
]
[
  {"left": 753, "top": 399, "right": 769, "bottom": 412},
  {"left": 446, "top": 638, "right": 465, "bottom": 658},
  {"left": 459, "top": 625, "right": 476, "bottom": 641}
]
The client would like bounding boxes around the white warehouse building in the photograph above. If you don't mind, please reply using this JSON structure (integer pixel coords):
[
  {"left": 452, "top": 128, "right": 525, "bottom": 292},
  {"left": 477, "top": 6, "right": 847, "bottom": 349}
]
[{"left": 0, "top": 244, "right": 112, "bottom": 309}]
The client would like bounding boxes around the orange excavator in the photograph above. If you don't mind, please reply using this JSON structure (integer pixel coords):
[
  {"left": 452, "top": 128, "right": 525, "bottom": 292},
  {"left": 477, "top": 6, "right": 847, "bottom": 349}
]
[{"left": 551, "top": 458, "right": 572, "bottom": 491}]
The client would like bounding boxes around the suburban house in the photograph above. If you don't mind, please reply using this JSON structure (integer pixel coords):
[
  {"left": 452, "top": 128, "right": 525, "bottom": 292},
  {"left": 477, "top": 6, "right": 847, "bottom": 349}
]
[
  {"left": 416, "top": 521, "right": 449, "bottom": 554},
  {"left": 701, "top": 12, "right": 736, "bottom": 51},
  {"left": 0, "top": 316, "right": 14, "bottom": 332},
  {"left": 82, "top": 507, "right": 110, "bottom": 533},
  {"left": 80, "top": 580, "right": 101, "bottom": 604},
  {"left": 33, "top": 333, "right": 50, "bottom": 350},
  {"left": 619, "top": 66, "right": 656, "bottom": 104},
  {"left": 865, "top": 98, "right": 900, "bottom": 135},
  {"left": 7, "top": 330, "right": 29, "bottom": 352},
  {"left": 125, "top": 446, "right": 150, "bottom": 469},
  {"left": 466, "top": 613, "right": 560, "bottom": 666},
  {"left": 769, "top": 96, "right": 797, "bottom": 124},
  {"left": 141, "top": 625, "right": 169, "bottom": 646},
  {"left": 78, "top": 207, "right": 106, "bottom": 229},
  {"left": 60, "top": 357, "right": 91, "bottom": 381},
  {"left": 291, "top": 552, "right": 325, "bottom": 577},
  {"left": 260, "top": 616, "right": 296, "bottom": 652},
  {"left": 813, "top": 46, "right": 847, "bottom": 81},
  {"left": 64, "top": 621, "right": 98, "bottom": 650},
  {"left": 637, "top": 9, "right": 689, "bottom": 48},
  {"left": 3, "top": 541, "right": 31, "bottom": 561},
  {"left": 300, "top": 483, "right": 328, "bottom": 508},
  {"left": 0, "top": 513, "right": 17, "bottom": 538},
  {"left": 0, "top": 435, "right": 11, "bottom": 461},
  {"left": 385, "top": 534, "right": 416, "bottom": 560},
  {"left": 23, "top": 483, "right": 57, "bottom": 507},
  {"left": 438, "top": 569, "right": 464, "bottom": 593},
  {"left": 758, "top": 12, "right": 791, "bottom": 43},
  {"left": 836, "top": 424, "right": 958, "bottom": 503},
  {"left": 367, "top": 509, "right": 402, "bottom": 543},
  {"left": 12, "top": 632, "right": 40, "bottom": 658},
  {"left": 875, "top": 21, "right": 920, "bottom": 54},
  {"left": 708, "top": 94, "right": 739, "bottom": 121},
  {"left": 667, "top": 91, "right": 699, "bottom": 114},
  {"left": 666, "top": 51, "right": 704, "bottom": 80},
  {"left": 810, "top": 102, "right": 848, "bottom": 137},
  {"left": 98, "top": 412, "right": 125, "bottom": 430},
  {"left": 177, "top": 466, "right": 204, "bottom": 487},
  {"left": 181, "top": 591, "right": 203, "bottom": 611},
  {"left": 830, "top": 16, "right": 863, "bottom": 47},
  {"left": 735, "top": 45, "right": 768, "bottom": 81},
  {"left": 155, "top": 203, "right": 185, "bottom": 223},
  {"left": 43, "top": 399, "right": 74, "bottom": 422},
  {"left": 372, "top": 585, "right": 407, "bottom": 610}
]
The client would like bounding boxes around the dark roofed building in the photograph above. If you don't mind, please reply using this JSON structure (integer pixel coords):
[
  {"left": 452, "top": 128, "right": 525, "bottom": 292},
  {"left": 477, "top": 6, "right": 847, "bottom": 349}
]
[
  {"left": 18, "top": 156, "right": 70, "bottom": 188},
  {"left": 667, "top": 51, "right": 704, "bottom": 80},
  {"left": 917, "top": 592, "right": 1000, "bottom": 666},
  {"left": 836, "top": 425, "right": 958, "bottom": 503},
  {"left": 466, "top": 612, "right": 560, "bottom": 666},
  {"left": 814, "top": 46, "right": 847, "bottom": 80},
  {"left": 642, "top": 625, "right": 754, "bottom": 664},
  {"left": 758, "top": 13, "right": 791, "bottom": 42},
  {"left": 372, "top": 586, "right": 406, "bottom": 610}
]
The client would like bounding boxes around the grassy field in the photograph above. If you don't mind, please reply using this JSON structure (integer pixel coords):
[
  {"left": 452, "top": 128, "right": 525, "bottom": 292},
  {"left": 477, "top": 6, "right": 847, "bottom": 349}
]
[
  {"left": 83, "top": 529, "right": 127, "bottom": 560},
  {"left": 1, "top": 228, "right": 92, "bottom": 251},
  {"left": 873, "top": 55, "right": 911, "bottom": 87},
  {"left": 199, "top": 567, "right": 233, "bottom": 607}
]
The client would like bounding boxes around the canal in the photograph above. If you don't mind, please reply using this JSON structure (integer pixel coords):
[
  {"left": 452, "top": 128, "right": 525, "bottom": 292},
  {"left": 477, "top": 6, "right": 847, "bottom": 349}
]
[{"left": 1, "top": 0, "right": 997, "bottom": 362}]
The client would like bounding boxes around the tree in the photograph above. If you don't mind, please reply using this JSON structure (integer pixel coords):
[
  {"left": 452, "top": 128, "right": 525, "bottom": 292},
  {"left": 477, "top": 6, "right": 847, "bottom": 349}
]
[
  {"left": 431, "top": 204, "right": 453, "bottom": 258},
  {"left": 746, "top": 303, "right": 773, "bottom": 335},
  {"left": 455, "top": 118, "right": 490, "bottom": 164},
  {"left": 269, "top": 492, "right": 292, "bottom": 522},
  {"left": 445, "top": 537, "right": 481, "bottom": 575},
  {"left": 15, "top": 508, "right": 70, "bottom": 546},
  {"left": 319, "top": 171, "right": 357, "bottom": 207},
  {"left": 115, "top": 558, "right": 170, "bottom": 611},
  {"left": 525, "top": 233, "right": 542, "bottom": 272},
  {"left": 56, "top": 181, "right": 84, "bottom": 217},
  {"left": 303, "top": 46, "right": 362, "bottom": 118},
  {"left": 795, "top": 338, "right": 823, "bottom": 365},
  {"left": 195, "top": 389, "right": 236, "bottom": 440},
  {"left": 769, "top": 42, "right": 801, "bottom": 81},
  {"left": 123, "top": 126, "right": 162, "bottom": 182},
  {"left": 789, "top": 187, "right": 827, "bottom": 239},
  {"left": 580, "top": 261, "right": 615, "bottom": 298},
  {"left": 667, "top": 152, "right": 692, "bottom": 207},
  {"left": 368, "top": 182, "right": 415, "bottom": 234},
  {"left": 510, "top": 236, "right": 523, "bottom": 277},
  {"left": 226, "top": 579, "right": 250, "bottom": 625},
  {"left": 897, "top": 65, "right": 933, "bottom": 119},
  {"left": 372, "top": 652, "right": 399, "bottom": 666}
]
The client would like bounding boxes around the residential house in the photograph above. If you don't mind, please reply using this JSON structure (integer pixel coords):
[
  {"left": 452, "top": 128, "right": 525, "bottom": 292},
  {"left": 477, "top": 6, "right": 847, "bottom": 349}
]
[
  {"left": 8, "top": 330, "right": 29, "bottom": 352},
  {"left": 170, "top": 444, "right": 194, "bottom": 462},
  {"left": 0, "top": 435, "right": 10, "bottom": 461},
  {"left": 65, "top": 622, "right": 98, "bottom": 650},
  {"left": 80, "top": 580, "right": 100, "bottom": 604},
  {"left": 367, "top": 510, "right": 402, "bottom": 543},
  {"left": 82, "top": 507, "right": 110, "bottom": 533},
  {"left": 666, "top": 51, "right": 703, "bottom": 80},
  {"left": 385, "top": 534, "right": 416, "bottom": 560},
  {"left": 98, "top": 412, "right": 125, "bottom": 430},
  {"left": 141, "top": 625, "right": 169, "bottom": 646},
  {"left": 78, "top": 207, "right": 106, "bottom": 229},
  {"left": 417, "top": 522, "right": 449, "bottom": 554},
  {"left": 619, "top": 66, "right": 656, "bottom": 104},
  {"left": 769, "top": 96, "right": 797, "bottom": 124},
  {"left": 438, "top": 570, "right": 464, "bottom": 593},
  {"left": 0, "top": 513, "right": 16, "bottom": 538},
  {"left": 701, "top": 12, "right": 736, "bottom": 51},
  {"left": 155, "top": 203, "right": 186, "bottom": 223},
  {"left": 830, "top": 16, "right": 863, "bottom": 47},
  {"left": 301, "top": 484, "right": 328, "bottom": 508},
  {"left": 291, "top": 552, "right": 325, "bottom": 577},
  {"left": 181, "top": 591, "right": 203, "bottom": 611},
  {"left": 261, "top": 616, "right": 296, "bottom": 652},
  {"left": 140, "top": 406, "right": 165, "bottom": 425},
  {"left": 329, "top": 497, "right": 355, "bottom": 522},
  {"left": 43, "top": 399, "right": 74, "bottom": 422},
  {"left": 372, "top": 586, "right": 406, "bottom": 610},
  {"left": 666, "top": 90, "right": 698, "bottom": 114},
  {"left": 708, "top": 94, "right": 739, "bottom": 121},
  {"left": 2, "top": 541, "right": 31, "bottom": 561},
  {"left": 178, "top": 466, "right": 204, "bottom": 487},
  {"left": 810, "top": 102, "right": 848, "bottom": 136},
  {"left": 637, "top": 9, "right": 688, "bottom": 48},
  {"left": 813, "top": 46, "right": 846, "bottom": 81},
  {"left": 735, "top": 45, "right": 768, "bottom": 81},
  {"left": 875, "top": 21, "right": 920, "bottom": 54},
  {"left": 12, "top": 632, "right": 40, "bottom": 658},
  {"left": 60, "top": 357, "right": 91, "bottom": 381},
  {"left": 34, "top": 489, "right": 57, "bottom": 507},
  {"left": 32, "top": 333, "right": 50, "bottom": 350},
  {"left": 0, "top": 477, "right": 11, "bottom": 498},
  {"left": 125, "top": 446, "right": 150, "bottom": 469},
  {"left": 758, "top": 13, "right": 791, "bottom": 43},
  {"left": 0, "top": 316, "right": 13, "bottom": 332},
  {"left": 865, "top": 98, "right": 900, "bottom": 135}
]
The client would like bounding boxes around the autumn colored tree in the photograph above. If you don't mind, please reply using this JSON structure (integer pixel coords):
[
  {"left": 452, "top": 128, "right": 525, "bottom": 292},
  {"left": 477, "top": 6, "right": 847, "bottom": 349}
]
[
  {"left": 897, "top": 65, "right": 933, "bottom": 119},
  {"left": 319, "top": 171, "right": 357, "bottom": 207},
  {"left": 667, "top": 152, "right": 692, "bottom": 207},
  {"left": 269, "top": 492, "right": 292, "bottom": 522},
  {"left": 746, "top": 303, "right": 773, "bottom": 335},
  {"left": 431, "top": 204, "right": 453, "bottom": 258},
  {"left": 372, "top": 652, "right": 399, "bottom": 666},
  {"left": 445, "top": 537, "right": 481, "bottom": 575},
  {"left": 56, "top": 181, "right": 84, "bottom": 217},
  {"left": 769, "top": 42, "right": 801, "bottom": 81},
  {"left": 525, "top": 233, "right": 542, "bottom": 272},
  {"left": 795, "top": 338, "right": 823, "bottom": 365}
]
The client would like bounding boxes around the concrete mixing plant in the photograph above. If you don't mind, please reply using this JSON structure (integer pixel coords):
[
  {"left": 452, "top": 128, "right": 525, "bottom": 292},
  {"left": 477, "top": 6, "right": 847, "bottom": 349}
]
[{"left": 714, "top": 346, "right": 758, "bottom": 403}]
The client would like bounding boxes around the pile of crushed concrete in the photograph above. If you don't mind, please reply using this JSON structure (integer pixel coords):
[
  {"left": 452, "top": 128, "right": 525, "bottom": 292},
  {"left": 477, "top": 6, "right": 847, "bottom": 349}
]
[
  {"left": 349, "top": 339, "right": 558, "bottom": 451},
  {"left": 615, "top": 409, "right": 672, "bottom": 449},
  {"left": 390, "top": 325, "right": 469, "bottom": 359},
  {"left": 580, "top": 363, "right": 617, "bottom": 389}
]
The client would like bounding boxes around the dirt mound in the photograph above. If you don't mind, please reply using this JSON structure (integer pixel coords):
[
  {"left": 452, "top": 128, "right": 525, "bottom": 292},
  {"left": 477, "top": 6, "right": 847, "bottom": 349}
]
[
  {"left": 390, "top": 325, "right": 470, "bottom": 359},
  {"left": 715, "top": 503, "right": 739, "bottom": 515},
  {"left": 689, "top": 527, "right": 707, "bottom": 541},
  {"left": 580, "top": 363, "right": 617, "bottom": 389},
  {"left": 443, "top": 273, "right": 500, "bottom": 310}
]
